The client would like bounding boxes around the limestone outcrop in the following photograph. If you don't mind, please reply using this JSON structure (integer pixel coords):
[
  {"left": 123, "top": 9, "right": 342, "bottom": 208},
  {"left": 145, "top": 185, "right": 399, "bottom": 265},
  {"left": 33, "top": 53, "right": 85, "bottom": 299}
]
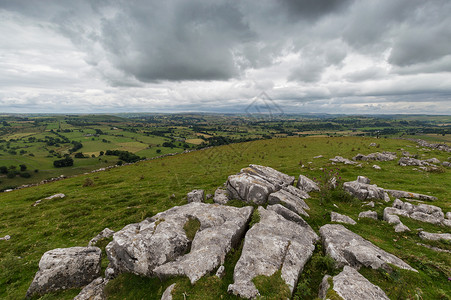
[
  {"left": 228, "top": 207, "right": 318, "bottom": 299},
  {"left": 106, "top": 203, "right": 253, "bottom": 283},
  {"left": 320, "top": 224, "right": 416, "bottom": 272}
]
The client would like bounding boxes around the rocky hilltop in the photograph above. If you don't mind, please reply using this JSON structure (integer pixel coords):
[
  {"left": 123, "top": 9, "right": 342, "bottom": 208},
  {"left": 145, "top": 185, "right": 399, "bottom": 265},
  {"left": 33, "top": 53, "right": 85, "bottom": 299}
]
[{"left": 24, "top": 160, "right": 451, "bottom": 300}]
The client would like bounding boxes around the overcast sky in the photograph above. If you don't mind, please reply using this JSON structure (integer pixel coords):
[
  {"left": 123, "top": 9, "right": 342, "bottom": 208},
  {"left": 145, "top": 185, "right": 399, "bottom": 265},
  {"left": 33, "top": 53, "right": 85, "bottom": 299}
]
[{"left": 1, "top": 0, "right": 451, "bottom": 114}]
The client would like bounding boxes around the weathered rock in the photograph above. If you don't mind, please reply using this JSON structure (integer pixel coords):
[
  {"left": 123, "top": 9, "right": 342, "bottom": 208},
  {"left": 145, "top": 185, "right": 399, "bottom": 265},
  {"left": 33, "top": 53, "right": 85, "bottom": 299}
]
[
  {"left": 44, "top": 193, "right": 65, "bottom": 200},
  {"left": 417, "top": 243, "right": 451, "bottom": 253},
  {"left": 267, "top": 204, "right": 309, "bottom": 227},
  {"left": 296, "top": 175, "right": 320, "bottom": 193},
  {"left": 363, "top": 201, "right": 375, "bottom": 208},
  {"left": 354, "top": 152, "right": 396, "bottom": 161},
  {"left": 410, "top": 212, "right": 442, "bottom": 225},
  {"left": 394, "top": 222, "right": 410, "bottom": 233},
  {"left": 442, "top": 161, "right": 451, "bottom": 168},
  {"left": 384, "top": 207, "right": 410, "bottom": 218},
  {"left": 213, "top": 187, "right": 230, "bottom": 205},
  {"left": 329, "top": 156, "right": 357, "bottom": 165},
  {"left": 226, "top": 173, "right": 276, "bottom": 205},
  {"left": 88, "top": 228, "right": 115, "bottom": 247},
  {"left": 107, "top": 203, "right": 253, "bottom": 284},
  {"left": 268, "top": 189, "right": 309, "bottom": 217},
  {"left": 369, "top": 142, "right": 378, "bottom": 147},
  {"left": 357, "top": 176, "right": 370, "bottom": 184},
  {"left": 384, "top": 213, "right": 401, "bottom": 225},
  {"left": 283, "top": 184, "right": 310, "bottom": 200},
  {"left": 425, "top": 158, "right": 441, "bottom": 164},
  {"left": 27, "top": 247, "right": 102, "bottom": 297},
  {"left": 74, "top": 277, "right": 108, "bottom": 300},
  {"left": 359, "top": 210, "right": 378, "bottom": 220},
  {"left": 228, "top": 207, "right": 319, "bottom": 298},
  {"left": 398, "top": 157, "right": 424, "bottom": 166},
  {"left": 320, "top": 224, "right": 416, "bottom": 272},
  {"left": 372, "top": 164, "right": 381, "bottom": 170},
  {"left": 331, "top": 212, "right": 356, "bottom": 225},
  {"left": 161, "top": 283, "right": 176, "bottom": 300},
  {"left": 443, "top": 219, "right": 451, "bottom": 228},
  {"left": 385, "top": 189, "right": 437, "bottom": 201},
  {"left": 187, "top": 189, "right": 205, "bottom": 203},
  {"left": 215, "top": 265, "right": 226, "bottom": 279},
  {"left": 323, "top": 266, "right": 390, "bottom": 300},
  {"left": 343, "top": 177, "right": 385, "bottom": 201},
  {"left": 418, "top": 231, "right": 451, "bottom": 242},
  {"left": 414, "top": 204, "right": 444, "bottom": 219},
  {"left": 446, "top": 212, "right": 451, "bottom": 220},
  {"left": 383, "top": 192, "right": 390, "bottom": 202},
  {"left": 240, "top": 164, "right": 295, "bottom": 187}
]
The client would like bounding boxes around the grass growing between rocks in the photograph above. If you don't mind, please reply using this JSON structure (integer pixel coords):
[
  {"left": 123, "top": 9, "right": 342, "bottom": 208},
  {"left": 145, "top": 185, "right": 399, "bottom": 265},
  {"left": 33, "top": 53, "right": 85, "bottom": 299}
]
[
  {"left": 0, "top": 136, "right": 450, "bottom": 299},
  {"left": 253, "top": 270, "right": 291, "bottom": 299}
]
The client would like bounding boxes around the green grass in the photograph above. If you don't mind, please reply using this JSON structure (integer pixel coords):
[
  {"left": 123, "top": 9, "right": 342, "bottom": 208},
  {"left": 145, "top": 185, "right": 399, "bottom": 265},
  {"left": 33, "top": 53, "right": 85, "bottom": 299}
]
[{"left": 0, "top": 136, "right": 450, "bottom": 299}]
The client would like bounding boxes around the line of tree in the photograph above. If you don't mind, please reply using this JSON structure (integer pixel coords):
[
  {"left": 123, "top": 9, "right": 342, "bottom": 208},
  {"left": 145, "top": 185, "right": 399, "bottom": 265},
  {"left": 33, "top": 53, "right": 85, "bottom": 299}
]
[
  {"left": 105, "top": 150, "right": 142, "bottom": 163},
  {"left": 53, "top": 157, "right": 74, "bottom": 168}
]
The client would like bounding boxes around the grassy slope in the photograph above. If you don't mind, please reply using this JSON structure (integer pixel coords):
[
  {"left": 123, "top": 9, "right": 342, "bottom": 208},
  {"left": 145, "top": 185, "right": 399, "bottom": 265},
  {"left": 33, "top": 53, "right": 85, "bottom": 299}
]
[{"left": 0, "top": 136, "right": 450, "bottom": 299}]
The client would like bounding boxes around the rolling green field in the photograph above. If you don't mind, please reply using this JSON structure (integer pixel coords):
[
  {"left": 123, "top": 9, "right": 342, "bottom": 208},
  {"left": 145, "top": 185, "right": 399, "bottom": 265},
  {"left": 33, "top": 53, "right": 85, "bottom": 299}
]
[{"left": 0, "top": 136, "right": 450, "bottom": 299}]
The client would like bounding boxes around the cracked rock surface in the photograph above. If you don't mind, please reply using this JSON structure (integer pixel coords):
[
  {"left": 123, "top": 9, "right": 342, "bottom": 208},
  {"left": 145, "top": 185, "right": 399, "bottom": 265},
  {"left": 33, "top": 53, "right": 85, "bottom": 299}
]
[
  {"left": 228, "top": 206, "right": 318, "bottom": 299},
  {"left": 320, "top": 224, "right": 416, "bottom": 272},
  {"left": 106, "top": 202, "right": 253, "bottom": 284}
]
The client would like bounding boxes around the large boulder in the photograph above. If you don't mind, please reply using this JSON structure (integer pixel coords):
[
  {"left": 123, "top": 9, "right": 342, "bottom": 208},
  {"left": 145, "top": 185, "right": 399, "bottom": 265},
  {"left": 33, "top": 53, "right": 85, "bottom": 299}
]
[
  {"left": 318, "top": 266, "right": 389, "bottom": 300},
  {"left": 240, "top": 164, "right": 295, "bottom": 187},
  {"left": 228, "top": 207, "right": 318, "bottom": 299},
  {"left": 106, "top": 203, "right": 253, "bottom": 284},
  {"left": 296, "top": 175, "right": 320, "bottom": 193},
  {"left": 319, "top": 224, "right": 416, "bottom": 272},
  {"left": 226, "top": 173, "right": 276, "bottom": 205},
  {"left": 26, "top": 247, "right": 102, "bottom": 297},
  {"left": 268, "top": 189, "right": 309, "bottom": 217},
  {"left": 358, "top": 210, "right": 378, "bottom": 220}
]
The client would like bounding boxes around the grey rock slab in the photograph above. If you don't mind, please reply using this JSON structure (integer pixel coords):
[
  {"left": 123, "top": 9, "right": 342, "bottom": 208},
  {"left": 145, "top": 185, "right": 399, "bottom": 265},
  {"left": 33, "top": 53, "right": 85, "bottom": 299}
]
[
  {"left": 267, "top": 204, "right": 309, "bottom": 227},
  {"left": 88, "top": 228, "right": 115, "bottom": 247},
  {"left": 329, "top": 266, "right": 390, "bottom": 300},
  {"left": 356, "top": 176, "right": 370, "bottom": 184},
  {"left": 44, "top": 193, "right": 65, "bottom": 200},
  {"left": 446, "top": 212, "right": 451, "bottom": 220},
  {"left": 297, "top": 175, "right": 320, "bottom": 192},
  {"left": 414, "top": 204, "right": 444, "bottom": 219},
  {"left": 443, "top": 219, "right": 451, "bottom": 227},
  {"left": 318, "top": 275, "right": 331, "bottom": 299},
  {"left": 152, "top": 204, "right": 253, "bottom": 283},
  {"left": 226, "top": 173, "right": 276, "bottom": 205},
  {"left": 268, "top": 189, "right": 309, "bottom": 217},
  {"left": 319, "top": 224, "right": 416, "bottom": 272},
  {"left": 228, "top": 207, "right": 319, "bottom": 299},
  {"left": 161, "top": 283, "right": 176, "bottom": 300},
  {"left": 27, "top": 247, "right": 101, "bottom": 297},
  {"left": 354, "top": 152, "right": 396, "bottom": 162},
  {"left": 107, "top": 203, "right": 253, "bottom": 284},
  {"left": 329, "top": 156, "right": 357, "bottom": 165},
  {"left": 74, "top": 277, "right": 108, "bottom": 300},
  {"left": 216, "top": 265, "right": 225, "bottom": 279},
  {"left": 384, "top": 207, "right": 410, "bottom": 218},
  {"left": 419, "top": 231, "right": 451, "bottom": 242},
  {"left": 385, "top": 189, "right": 437, "bottom": 201},
  {"left": 394, "top": 222, "right": 410, "bottom": 233},
  {"left": 343, "top": 178, "right": 385, "bottom": 201},
  {"left": 241, "top": 164, "right": 295, "bottom": 186},
  {"left": 358, "top": 210, "right": 378, "bottom": 220},
  {"left": 213, "top": 187, "right": 229, "bottom": 205},
  {"left": 282, "top": 184, "right": 310, "bottom": 200},
  {"left": 331, "top": 212, "right": 356, "bottom": 225},
  {"left": 410, "top": 212, "right": 443, "bottom": 225},
  {"left": 187, "top": 189, "right": 204, "bottom": 203}
]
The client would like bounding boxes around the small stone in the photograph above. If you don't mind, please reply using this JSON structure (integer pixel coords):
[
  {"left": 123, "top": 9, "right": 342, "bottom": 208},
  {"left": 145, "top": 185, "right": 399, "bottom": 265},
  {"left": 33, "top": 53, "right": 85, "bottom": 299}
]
[
  {"left": 215, "top": 265, "right": 225, "bottom": 279},
  {"left": 372, "top": 165, "right": 381, "bottom": 170},
  {"left": 394, "top": 223, "right": 410, "bottom": 233},
  {"left": 0, "top": 235, "right": 10, "bottom": 241},
  {"left": 187, "top": 189, "right": 205, "bottom": 203}
]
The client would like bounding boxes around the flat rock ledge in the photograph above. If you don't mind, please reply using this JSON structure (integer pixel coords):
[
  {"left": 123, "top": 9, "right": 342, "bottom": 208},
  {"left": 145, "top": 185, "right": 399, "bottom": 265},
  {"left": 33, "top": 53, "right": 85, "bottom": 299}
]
[
  {"left": 418, "top": 231, "right": 451, "bottom": 242},
  {"left": 318, "top": 266, "right": 389, "bottom": 300},
  {"left": 106, "top": 202, "right": 253, "bottom": 284},
  {"left": 331, "top": 212, "right": 356, "bottom": 225},
  {"left": 26, "top": 247, "right": 101, "bottom": 298},
  {"left": 385, "top": 199, "right": 449, "bottom": 227},
  {"left": 319, "top": 224, "right": 416, "bottom": 272},
  {"left": 228, "top": 206, "right": 318, "bottom": 299}
]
